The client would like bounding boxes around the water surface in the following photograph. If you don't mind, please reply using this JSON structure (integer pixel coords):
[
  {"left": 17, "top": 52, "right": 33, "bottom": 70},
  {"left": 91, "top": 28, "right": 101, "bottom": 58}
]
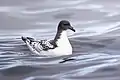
[{"left": 0, "top": 0, "right": 120, "bottom": 80}]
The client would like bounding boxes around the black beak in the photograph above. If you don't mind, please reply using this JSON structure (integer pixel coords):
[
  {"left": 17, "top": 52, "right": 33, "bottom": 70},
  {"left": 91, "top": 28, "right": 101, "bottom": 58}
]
[{"left": 69, "top": 26, "right": 75, "bottom": 32}]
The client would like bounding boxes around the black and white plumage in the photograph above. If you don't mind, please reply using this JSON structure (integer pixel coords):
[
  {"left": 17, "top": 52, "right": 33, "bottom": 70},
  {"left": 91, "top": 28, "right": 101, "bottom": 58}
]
[{"left": 22, "top": 20, "right": 75, "bottom": 56}]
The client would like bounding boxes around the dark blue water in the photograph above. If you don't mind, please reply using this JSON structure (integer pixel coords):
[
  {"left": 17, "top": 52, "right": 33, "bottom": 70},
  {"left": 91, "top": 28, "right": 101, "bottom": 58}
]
[{"left": 0, "top": 0, "right": 120, "bottom": 80}]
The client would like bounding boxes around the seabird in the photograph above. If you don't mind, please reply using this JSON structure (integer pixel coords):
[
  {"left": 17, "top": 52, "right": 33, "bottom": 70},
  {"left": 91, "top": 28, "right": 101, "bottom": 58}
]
[{"left": 22, "top": 20, "right": 75, "bottom": 56}]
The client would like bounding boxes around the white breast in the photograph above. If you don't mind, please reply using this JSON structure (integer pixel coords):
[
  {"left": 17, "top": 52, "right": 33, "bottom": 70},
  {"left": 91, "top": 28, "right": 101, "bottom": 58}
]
[{"left": 48, "top": 31, "right": 72, "bottom": 56}]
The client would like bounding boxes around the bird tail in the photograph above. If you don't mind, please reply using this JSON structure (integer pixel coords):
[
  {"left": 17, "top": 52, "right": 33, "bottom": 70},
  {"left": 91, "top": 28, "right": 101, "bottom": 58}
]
[{"left": 21, "top": 36, "right": 34, "bottom": 43}]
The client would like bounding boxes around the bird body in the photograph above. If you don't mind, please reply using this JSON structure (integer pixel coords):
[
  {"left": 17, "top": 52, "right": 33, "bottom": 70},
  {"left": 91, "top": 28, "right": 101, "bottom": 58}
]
[{"left": 22, "top": 20, "right": 75, "bottom": 56}]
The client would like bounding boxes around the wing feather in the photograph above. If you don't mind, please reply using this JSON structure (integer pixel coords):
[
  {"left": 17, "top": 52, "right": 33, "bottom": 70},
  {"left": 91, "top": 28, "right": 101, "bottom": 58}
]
[{"left": 30, "top": 40, "right": 55, "bottom": 51}]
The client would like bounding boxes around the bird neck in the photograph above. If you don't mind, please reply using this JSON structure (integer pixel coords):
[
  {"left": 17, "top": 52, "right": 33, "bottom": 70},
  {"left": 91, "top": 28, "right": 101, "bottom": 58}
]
[{"left": 54, "top": 30, "right": 70, "bottom": 47}]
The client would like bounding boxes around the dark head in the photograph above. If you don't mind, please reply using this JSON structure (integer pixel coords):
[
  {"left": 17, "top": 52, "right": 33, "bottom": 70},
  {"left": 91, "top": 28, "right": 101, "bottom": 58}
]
[{"left": 58, "top": 20, "right": 75, "bottom": 32}]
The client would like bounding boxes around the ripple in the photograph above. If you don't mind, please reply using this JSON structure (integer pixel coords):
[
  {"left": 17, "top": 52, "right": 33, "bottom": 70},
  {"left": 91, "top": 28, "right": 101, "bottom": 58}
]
[{"left": 1, "top": 0, "right": 120, "bottom": 80}]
